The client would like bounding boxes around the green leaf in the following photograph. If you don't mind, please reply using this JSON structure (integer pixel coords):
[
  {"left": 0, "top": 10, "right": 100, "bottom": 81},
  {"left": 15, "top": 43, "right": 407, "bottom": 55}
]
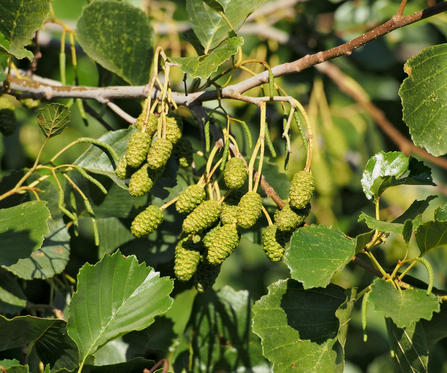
[
  {"left": 0, "top": 359, "right": 28, "bottom": 373},
  {"left": 385, "top": 318, "right": 428, "bottom": 373},
  {"left": 421, "top": 301, "right": 447, "bottom": 347},
  {"left": 76, "top": 1, "right": 154, "bottom": 86},
  {"left": 74, "top": 127, "right": 137, "bottom": 189},
  {"left": 36, "top": 103, "right": 71, "bottom": 138},
  {"left": 399, "top": 44, "right": 447, "bottom": 156},
  {"left": 187, "top": 0, "right": 268, "bottom": 53},
  {"left": 173, "top": 286, "right": 269, "bottom": 373},
  {"left": 252, "top": 279, "right": 345, "bottom": 372},
  {"left": 368, "top": 279, "right": 440, "bottom": 329},
  {"left": 168, "top": 36, "right": 243, "bottom": 79},
  {"left": 0, "top": 0, "right": 51, "bottom": 61},
  {"left": 358, "top": 212, "right": 406, "bottom": 235},
  {"left": 202, "top": 0, "right": 224, "bottom": 13},
  {"left": 66, "top": 251, "right": 173, "bottom": 367},
  {"left": 5, "top": 218, "right": 70, "bottom": 280},
  {"left": 0, "top": 268, "right": 26, "bottom": 314},
  {"left": 434, "top": 202, "right": 447, "bottom": 221},
  {"left": 415, "top": 220, "right": 447, "bottom": 255},
  {"left": 391, "top": 195, "right": 438, "bottom": 229},
  {"left": 0, "top": 54, "right": 8, "bottom": 82},
  {"left": 355, "top": 230, "right": 374, "bottom": 254},
  {"left": 335, "top": 288, "right": 357, "bottom": 348},
  {"left": 0, "top": 201, "right": 50, "bottom": 267},
  {"left": 56, "top": 357, "right": 156, "bottom": 373},
  {"left": 361, "top": 151, "right": 435, "bottom": 200},
  {"left": 284, "top": 225, "right": 355, "bottom": 289}
]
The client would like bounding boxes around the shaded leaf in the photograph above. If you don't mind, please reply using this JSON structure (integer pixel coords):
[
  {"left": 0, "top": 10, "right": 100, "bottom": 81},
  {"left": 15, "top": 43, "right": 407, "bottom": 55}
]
[
  {"left": 0, "top": 201, "right": 50, "bottom": 267},
  {"left": 168, "top": 36, "right": 243, "bottom": 79},
  {"left": 36, "top": 103, "right": 70, "bottom": 138},
  {"left": 252, "top": 279, "right": 345, "bottom": 372},
  {"left": 361, "top": 152, "right": 434, "bottom": 200},
  {"left": 187, "top": 0, "right": 268, "bottom": 53},
  {"left": 0, "top": 268, "right": 26, "bottom": 314},
  {"left": 420, "top": 301, "right": 447, "bottom": 347},
  {"left": 385, "top": 318, "right": 428, "bottom": 373},
  {"left": 0, "top": 54, "right": 8, "bottom": 82},
  {"left": 391, "top": 195, "right": 438, "bottom": 231},
  {"left": 285, "top": 225, "right": 355, "bottom": 289},
  {"left": 202, "top": 0, "right": 224, "bottom": 13},
  {"left": 399, "top": 44, "right": 447, "bottom": 156},
  {"left": 173, "top": 286, "right": 269, "bottom": 373},
  {"left": 355, "top": 230, "right": 374, "bottom": 254},
  {"left": 0, "top": 359, "right": 28, "bottom": 373},
  {"left": 336, "top": 288, "right": 357, "bottom": 348},
  {"left": 77, "top": 1, "right": 154, "bottom": 86},
  {"left": 415, "top": 220, "right": 447, "bottom": 255},
  {"left": 74, "top": 127, "right": 137, "bottom": 189},
  {"left": 56, "top": 357, "right": 155, "bottom": 373},
  {"left": 368, "top": 279, "right": 440, "bottom": 329},
  {"left": 67, "top": 251, "right": 173, "bottom": 367},
  {"left": 0, "top": 0, "right": 51, "bottom": 61},
  {"left": 5, "top": 218, "right": 70, "bottom": 280}
]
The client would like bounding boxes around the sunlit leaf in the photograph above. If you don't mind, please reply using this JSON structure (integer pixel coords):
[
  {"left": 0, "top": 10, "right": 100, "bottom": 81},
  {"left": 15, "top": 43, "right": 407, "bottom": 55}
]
[
  {"left": 368, "top": 279, "right": 440, "bottom": 329},
  {"left": 285, "top": 225, "right": 355, "bottom": 289},
  {"left": 434, "top": 202, "right": 447, "bottom": 221},
  {"left": 252, "top": 279, "right": 345, "bottom": 372},
  {"left": 36, "top": 103, "right": 70, "bottom": 138},
  {"left": 67, "top": 251, "right": 173, "bottom": 367},
  {"left": 361, "top": 152, "right": 434, "bottom": 200},
  {"left": 168, "top": 36, "right": 243, "bottom": 79},
  {"left": 0, "top": 0, "right": 51, "bottom": 61},
  {"left": 399, "top": 44, "right": 447, "bottom": 156},
  {"left": 77, "top": 1, "right": 154, "bottom": 86},
  {"left": 187, "top": 0, "right": 268, "bottom": 53},
  {"left": 0, "top": 201, "right": 50, "bottom": 267},
  {"left": 0, "top": 269, "right": 26, "bottom": 314},
  {"left": 336, "top": 288, "right": 357, "bottom": 348}
]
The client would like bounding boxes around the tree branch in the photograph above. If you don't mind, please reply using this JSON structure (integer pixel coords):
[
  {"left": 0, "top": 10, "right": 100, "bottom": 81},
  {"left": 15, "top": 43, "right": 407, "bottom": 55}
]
[{"left": 3, "top": 1, "right": 447, "bottom": 106}]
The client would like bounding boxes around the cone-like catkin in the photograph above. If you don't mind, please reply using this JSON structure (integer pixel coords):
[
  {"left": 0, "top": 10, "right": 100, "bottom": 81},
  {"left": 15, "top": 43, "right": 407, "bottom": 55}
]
[
  {"left": 224, "top": 157, "right": 247, "bottom": 190},
  {"left": 220, "top": 191, "right": 243, "bottom": 225},
  {"left": 176, "top": 185, "right": 206, "bottom": 214},
  {"left": 237, "top": 192, "right": 263, "bottom": 229},
  {"left": 172, "top": 137, "right": 194, "bottom": 168},
  {"left": 262, "top": 225, "right": 286, "bottom": 262},
  {"left": 174, "top": 236, "right": 202, "bottom": 281},
  {"left": 128, "top": 164, "right": 164, "bottom": 197},
  {"left": 146, "top": 138, "right": 173, "bottom": 170},
  {"left": 116, "top": 156, "right": 131, "bottom": 179},
  {"left": 130, "top": 205, "right": 164, "bottom": 237},
  {"left": 163, "top": 115, "right": 183, "bottom": 145},
  {"left": 206, "top": 224, "right": 240, "bottom": 265},
  {"left": 194, "top": 260, "right": 221, "bottom": 292},
  {"left": 289, "top": 171, "right": 315, "bottom": 210},
  {"left": 135, "top": 112, "right": 158, "bottom": 136},
  {"left": 125, "top": 131, "right": 151, "bottom": 168},
  {"left": 274, "top": 200, "right": 310, "bottom": 232},
  {"left": 182, "top": 200, "right": 221, "bottom": 234}
]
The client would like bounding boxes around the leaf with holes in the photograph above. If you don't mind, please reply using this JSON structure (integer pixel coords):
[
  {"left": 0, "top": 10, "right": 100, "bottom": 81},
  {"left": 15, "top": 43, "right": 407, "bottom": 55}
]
[{"left": 400, "top": 44, "right": 447, "bottom": 156}]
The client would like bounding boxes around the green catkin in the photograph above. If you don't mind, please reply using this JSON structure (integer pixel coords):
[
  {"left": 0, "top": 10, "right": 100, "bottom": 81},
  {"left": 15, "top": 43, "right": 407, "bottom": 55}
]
[
  {"left": 289, "top": 171, "right": 315, "bottom": 210},
  {"left": 164, "top": 115, "right": 183, "bottom": 144},
  {"left": 116, "top": 156, "right": 131, "bottom": 179},
  {"left": 174, "top": 236, "right": 202, "bottom": 281},
  {"left": 146, "top": 138, "right": 173, "bottom": 169},
  {"left": 73, "top": 165, "right": 107, "bottom": 194},
  {"left": 274, "top": 200, "right": 310, "bottom": 232},
  {"left": 182, "top": 200, "right": 221, "bottom": 234},
  {"left": 135, "top": 112, "right": 158, "bottom": 136},
  {"left": 262, "top": 225, "right": 286, "bottom": 262},
  {"left": 362, "top": 291, "right": 370, "bottom": 342},
  {"left": 236, "top": 192, "right": 263, "bottom": 229},
  {"left": 322, "top": 125, "right": 348, "bottom": 160},
  {"left": 223, "top": 157, "right": 247, "bottom": 190},
  {"left": 206, "top": 224, "right": 240, "bottom": 265},
  {"left": 176, "top": 185, "right": 206, "bottom": 214},
  {"left": 130, "top": 205, "right": 164, "bottom": 237},
  {"left": 220, "top": 191, "right": 243, "bottom": 225},
  {"left": 76, "top": 138, "right": 119, "bottom": 161},
  {"left": 219, "top": 138, "right": 231, "bottom": 171},
  {"left": 125, "top": 131, "right": 152, "bottom": 168},
  {"left": 204, "top": 120, "right": 211, "bottom": 152},
  {"left": 172, "top": 137, "right": 194, "bottom": 168},
  {"left": 194, "top": 260, "right": 221, "bottom": 292},
  {"left": 128, "top": 163, "right": 164, "bottom": 197},
  {"left": 20, "top": 98, "right": 40, "bottom": 109}
]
